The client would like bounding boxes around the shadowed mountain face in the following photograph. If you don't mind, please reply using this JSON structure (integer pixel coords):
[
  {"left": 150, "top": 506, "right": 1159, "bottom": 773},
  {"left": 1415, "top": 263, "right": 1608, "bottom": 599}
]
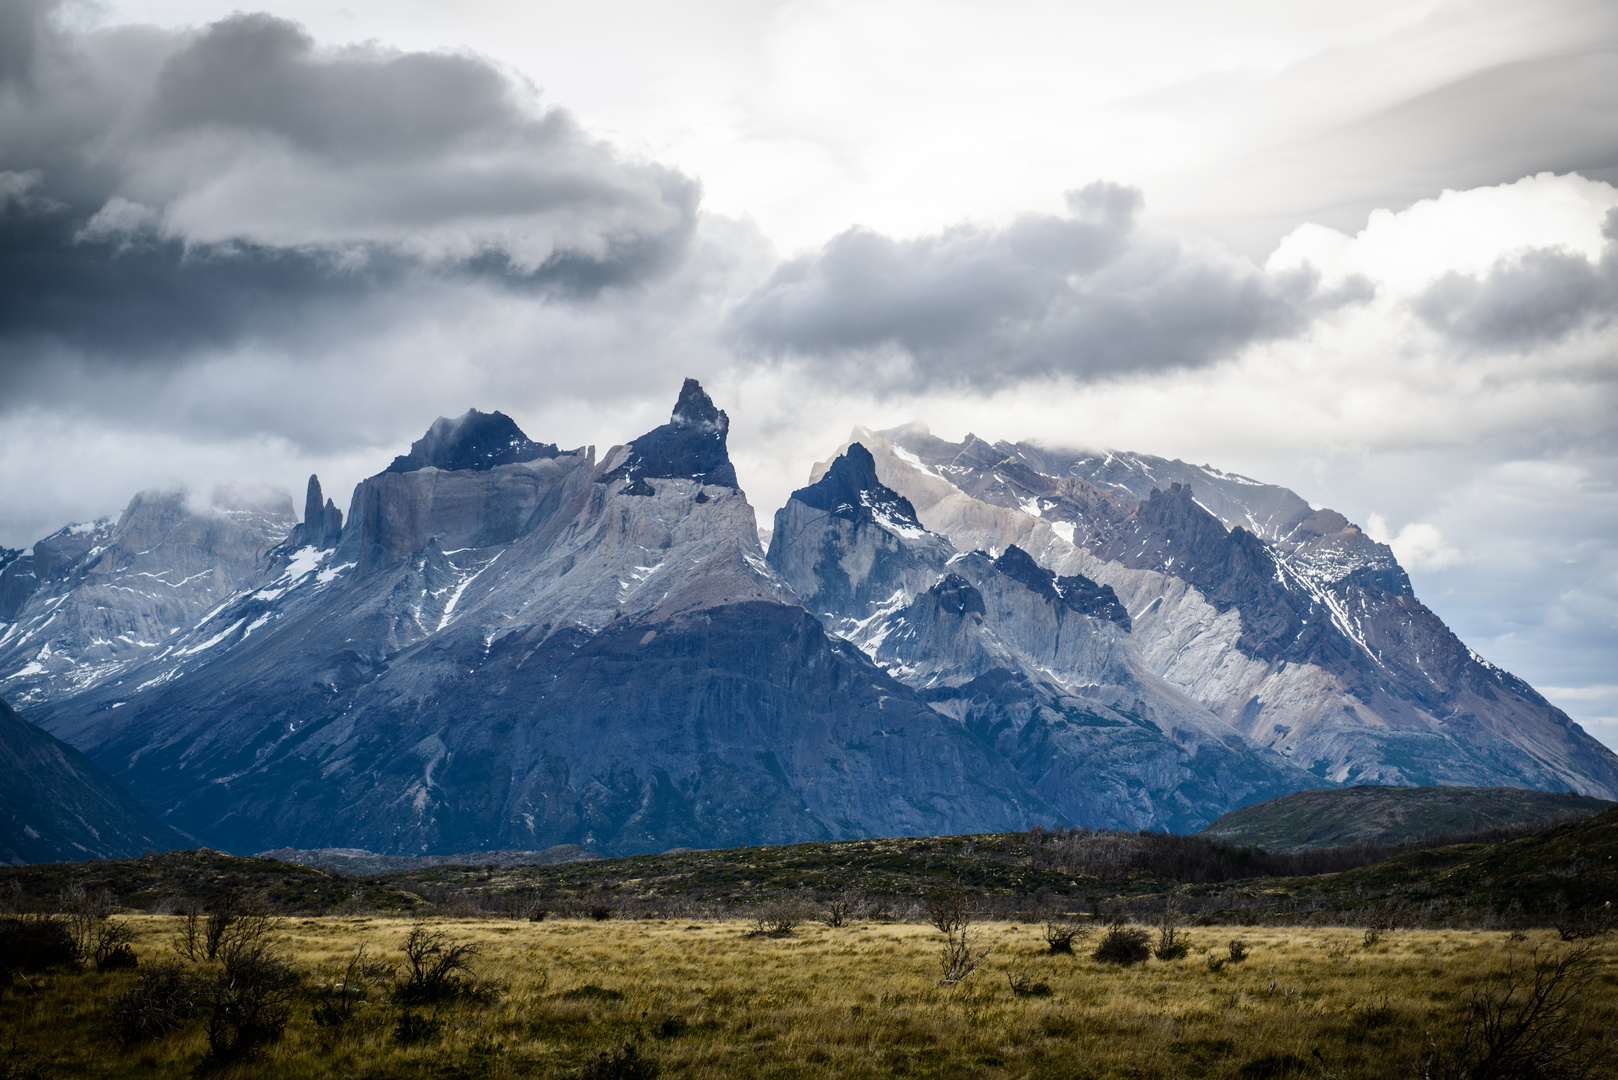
[
  {"left": 0, "top": 696, "right": 192, "bottom": 864},
  {"left": 6, "top": 386, "right": 1051, "bottom": 857},
  {"left": 818, "top": 427, "right": 1618, "bottom": 799}
]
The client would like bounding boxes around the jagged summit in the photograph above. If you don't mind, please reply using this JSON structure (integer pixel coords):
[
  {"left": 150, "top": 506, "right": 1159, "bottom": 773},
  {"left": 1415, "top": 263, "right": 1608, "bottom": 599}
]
[
  {"left": 603, "top": 378, "right": 738, "bottom": 491},
  {"left": 791, "top": 443, "right": 924, "bottom": 533},
  {"left": 988, "top": 545, "right": 1131, "bottom": 628},
  {"left": 386, "top": 409, "right": 561, "bottom": 474},
  {"left": 286, "top": 474, "right": 343, "bottom": 551}
]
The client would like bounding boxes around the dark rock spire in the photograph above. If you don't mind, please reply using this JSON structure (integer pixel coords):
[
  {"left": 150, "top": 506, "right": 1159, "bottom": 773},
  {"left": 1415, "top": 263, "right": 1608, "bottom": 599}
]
[
  {"left": 386, "top": 409, "right": 560, "bottom": 475},
  {"left": 602, "top": 378, "right": 738, "bottom": 493},
  {"left": 288, "top": 474, "right": 343, "bottom": 550}
]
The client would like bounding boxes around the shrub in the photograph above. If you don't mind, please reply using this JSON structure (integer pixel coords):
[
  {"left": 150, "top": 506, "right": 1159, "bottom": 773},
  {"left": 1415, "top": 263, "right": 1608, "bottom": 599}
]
[
  {"left": 750, "top": 897, "right": 807, "bottom": 936},
  {"left": 1007, "top": 972, "right": 1053, "bottom": 997},
  {"left": 199, "top": 940, "right": 301, "bottom": 1069},
  {"left": 0, "top": 916, "right": 77, "bottom": 978},
  {"left": 1228, "top": 938, "right": 1250, "bottom": 963},
  {"left": 394, "top": 925, "right": 492, "bottom": 1005},
  {"left": 1154, "top": 899, "right": 1190, "bottom": 961},
  {"left": 1207, "top": 952, "right": 1227, "bottom": 973},
  {"left": 1423, "top": 941, "right": 1616, "bottom": 1080},
  {"left": 939, "top": 928, "right": 991, "bottom": 984},
  {"left": 656, "top": 1017, "right": 687, "bottom": 1039},
  {"left": 923, "top": 887, "right": 975, "bottom": 936},
  {"left": 58, "top": 884, "right": 115, "bottom": 962},
  {"left": 821, "top": 893, "right": 857, "bottom": 929},
  {"left": 205, "top": 896, "right": 277, "bottom": 967},
  {"left": 311, "top": 946, "right": 387, "bottom": 1030},
  {"left": 579, "top": 1042, "right": 659, "bottom": 1080},
  {"left": 108, "top": 961, "right": 201, "bottom": 1046},
  {"left": 1092, "top": 926, "right": 1153, "bottom": 966},
  {"left": 1043, "top": 919, "right": 1090, "bottom": 955},
  {"left": 92, "top": 920, "right": 138, "bottom": 972},
  {"left": 172, "top": 900, "right": 203, "bottom": 961}
]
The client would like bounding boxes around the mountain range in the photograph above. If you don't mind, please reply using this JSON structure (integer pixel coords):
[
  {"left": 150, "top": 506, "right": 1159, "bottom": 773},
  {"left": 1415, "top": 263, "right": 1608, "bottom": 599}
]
[{"left": 2, "top": 379, "right": 1613, "bottom": 857}]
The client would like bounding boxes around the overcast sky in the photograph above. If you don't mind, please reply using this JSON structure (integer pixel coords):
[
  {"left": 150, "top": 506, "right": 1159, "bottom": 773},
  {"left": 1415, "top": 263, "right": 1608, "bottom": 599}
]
[{"left": 2, "top": 0, "right": 1615, "bottom": 749}]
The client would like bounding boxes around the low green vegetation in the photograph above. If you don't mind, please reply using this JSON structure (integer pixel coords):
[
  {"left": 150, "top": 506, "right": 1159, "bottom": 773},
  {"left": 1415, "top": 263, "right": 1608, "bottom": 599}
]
[{"left": 1200, "top": 785, "right": 1615, "bottom": 852}]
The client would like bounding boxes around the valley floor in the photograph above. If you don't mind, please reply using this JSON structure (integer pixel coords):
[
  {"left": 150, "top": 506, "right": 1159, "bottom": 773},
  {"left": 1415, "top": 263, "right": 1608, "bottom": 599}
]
[{"left": 4, "top": 916, "right": 1615, "bottom": 1079}]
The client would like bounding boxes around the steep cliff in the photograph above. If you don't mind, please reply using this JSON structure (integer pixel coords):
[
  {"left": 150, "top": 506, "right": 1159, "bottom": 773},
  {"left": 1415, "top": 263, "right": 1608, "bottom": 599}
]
[
  {"left": 815, "top": 427, "right": 1618, "bottom": 798},
  {"left": 769, "top": 444, "right": 1325, "bottom": 832},
  {"left": 19, "top": 386, "right": 1053, "bottom": 855}
]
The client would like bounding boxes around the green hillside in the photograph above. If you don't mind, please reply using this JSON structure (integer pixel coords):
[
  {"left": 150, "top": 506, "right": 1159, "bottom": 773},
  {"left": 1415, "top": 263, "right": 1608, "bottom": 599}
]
[{"left": 1199, "top": 784, "right": 1613, "bottom": 851}]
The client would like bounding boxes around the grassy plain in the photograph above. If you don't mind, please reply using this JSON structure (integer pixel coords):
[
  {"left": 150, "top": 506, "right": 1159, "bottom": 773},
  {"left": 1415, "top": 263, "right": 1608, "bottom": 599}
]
[{"left": 4, "top": 914, "right": 1614, "bottom": 1079}]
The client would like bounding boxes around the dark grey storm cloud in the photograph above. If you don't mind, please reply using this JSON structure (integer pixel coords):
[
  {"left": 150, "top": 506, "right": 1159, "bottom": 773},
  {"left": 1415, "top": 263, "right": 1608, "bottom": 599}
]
[
  {"left": 726, "top": 183, "right": 1370, "bottom": 388},
  {"left": 0, "top": 3, "right": 698, "bottom": 378},
  {"left": 1415, "top": 212, "right": 1618, "bottom": 350}
]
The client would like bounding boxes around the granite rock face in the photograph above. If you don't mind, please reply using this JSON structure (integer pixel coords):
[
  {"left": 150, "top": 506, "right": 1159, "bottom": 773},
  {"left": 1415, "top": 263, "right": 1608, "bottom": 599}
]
[
  {"left": 0, "top": 695, "right": 192, "bottom": 864},
  {"left": 7, "top": 387, "right": 1613, "bottom": 858},
  {"left": 815, "top": 427, "right": 1618, "bottom": 799},
  {"left": 768, "top": 445, "right": 1325, "bottom": 832},
  {"left": 13, "top": 386, "right": 1052, "bottom": 856},
  {"left": 0, "top": 491, "right": 296, "bottom": 710}
]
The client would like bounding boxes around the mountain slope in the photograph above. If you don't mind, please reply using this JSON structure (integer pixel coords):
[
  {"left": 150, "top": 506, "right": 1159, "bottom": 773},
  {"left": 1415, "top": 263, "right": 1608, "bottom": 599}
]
[
  {"left": 811, "top": 426, "right": 1618, "bottom": 799},
  {"left": 767, "top": 443, "right": 1326, "bottom": 832},
  {"left": 0, "top": 695, "right": 193, "bottom": 864},
  {"left": 0, "top": 489, "right": 296, "bottom": 709},
  {"left": 19, "top": 383, "right": 1054, "bottom": 856},
  {"left": 1200, "top": 785, "right": 1615, "bottom": 851}
]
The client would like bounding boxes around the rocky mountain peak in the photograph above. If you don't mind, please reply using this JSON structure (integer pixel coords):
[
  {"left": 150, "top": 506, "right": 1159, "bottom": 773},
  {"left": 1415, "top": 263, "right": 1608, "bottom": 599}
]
[
  {"left": 287, "top": 474, "right": 343, "bottom": 551},
  {"left": 992, "top": 544, "right": 1059, "bottom": 602},
  {"left": 670, "top": 377, "right": 728, "bottom": 434},
  {"left": 603, "top": 378, "right": 738, "bottom": 491},
  {"left": 385, "top": 409, "right": 561, "bottom": 474},
  {"left": 791, "top": 443, "right": 924, "bottom": 533}
]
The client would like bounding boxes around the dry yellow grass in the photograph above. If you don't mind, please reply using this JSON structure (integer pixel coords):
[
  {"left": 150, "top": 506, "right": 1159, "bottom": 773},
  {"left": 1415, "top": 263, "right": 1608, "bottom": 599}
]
[{"left": 4, "top": 915, "right": 1615, "bottom": 1078}]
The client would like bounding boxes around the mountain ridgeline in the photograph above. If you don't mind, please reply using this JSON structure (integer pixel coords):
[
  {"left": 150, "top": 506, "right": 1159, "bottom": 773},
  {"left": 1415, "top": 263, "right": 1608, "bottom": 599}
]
[{"left": 1, "top": 383, "right": 1614, "bottom": 859}]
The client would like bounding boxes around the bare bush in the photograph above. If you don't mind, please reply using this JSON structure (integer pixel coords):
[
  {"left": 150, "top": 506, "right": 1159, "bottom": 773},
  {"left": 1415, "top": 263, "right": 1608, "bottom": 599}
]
[
  {"left": 1092, "top": 925, "right": 1153, "bottom": 966},
  {"left": 1155, "top": 900, "right": 1190, "bottom": 961},
  {"left": 203, "top": 892, "right": 247, "bottom": 962},
  {"left": 172, "top": 900, "right": 203, "bottom": 961},
  {"left": 1043, "top": 917, "right": 1090, "bottom": 954},
  {"left": 92, "top": 919, "right": 138, "bottom": 972},
  {"left": 821, "top": 893, "right": 857, "bottom": 929},
  {"left": 939, "top": 927, "right": 991, "bottom": 984},
  {"left": 1424, "top": 941, "right": 1616, "bottom": 1080},
  {"left": 199, "top": 939, "right": 301, "bottom": 1069},
  {"left": 394, "top": 925, "right": 491, "bottom": 1005},
  {"left": 750, "top": 896, "right": 808, "bottom": 936},
  {"left": 108, "top": 960, "right": 201, "bottom": 1046},
  {"left": 924, "top": 887, "right": 975, "bottom": 936},
  {"left": 58, "top": 885, "right": 115, "bottom": 962},
  {"left": 311, "top": 946, "right": 389, "bottom": 1031}
]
